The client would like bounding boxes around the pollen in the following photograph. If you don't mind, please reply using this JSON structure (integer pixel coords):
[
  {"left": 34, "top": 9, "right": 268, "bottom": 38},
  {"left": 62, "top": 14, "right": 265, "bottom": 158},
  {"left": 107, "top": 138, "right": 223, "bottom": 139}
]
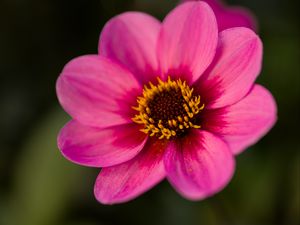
[{"left": 132, "top": 77, "right": 205, "bottom": 140}]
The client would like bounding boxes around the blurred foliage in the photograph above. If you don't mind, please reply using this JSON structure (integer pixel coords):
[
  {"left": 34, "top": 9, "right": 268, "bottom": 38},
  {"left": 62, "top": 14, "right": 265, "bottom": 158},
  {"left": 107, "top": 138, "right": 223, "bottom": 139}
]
[
  {"left": 0, "top": 0, "right": 299, "bottom": 225},
  {"left": 2, "top": 109, "right": 92, "bottom": 225}
]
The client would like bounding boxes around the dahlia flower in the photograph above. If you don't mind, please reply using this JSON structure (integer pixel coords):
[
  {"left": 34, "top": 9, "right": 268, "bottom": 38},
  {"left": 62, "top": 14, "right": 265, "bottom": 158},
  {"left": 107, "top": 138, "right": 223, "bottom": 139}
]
[
  {"left": 57, "top": 1, "right": 276, "bottom": 204},
  {"left": 181, "top": 0, "right": 257, "bottom": 31}
]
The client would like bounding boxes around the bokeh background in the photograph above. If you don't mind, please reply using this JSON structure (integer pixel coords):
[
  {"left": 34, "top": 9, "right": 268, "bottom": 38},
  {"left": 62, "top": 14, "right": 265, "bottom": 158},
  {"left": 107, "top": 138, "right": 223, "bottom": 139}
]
[{"left": 0, "top": 0, "right": 299, "bottom": 225}]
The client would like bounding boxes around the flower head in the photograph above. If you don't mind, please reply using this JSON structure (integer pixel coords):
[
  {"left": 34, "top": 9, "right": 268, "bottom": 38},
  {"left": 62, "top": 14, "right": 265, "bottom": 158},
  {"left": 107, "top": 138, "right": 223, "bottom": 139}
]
[
  {"left": 57, "top": 1, "right": 276, "bottom": 204},
  {"left": 182, "top": 0, "right": 257, "bottom": 31}
]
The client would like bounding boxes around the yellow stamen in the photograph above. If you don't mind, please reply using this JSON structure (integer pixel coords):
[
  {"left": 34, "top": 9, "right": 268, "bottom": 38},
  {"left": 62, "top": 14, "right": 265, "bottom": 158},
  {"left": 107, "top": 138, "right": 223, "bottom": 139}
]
[{"left": 132, "top": 76, "right": 205, "bottom": 139}]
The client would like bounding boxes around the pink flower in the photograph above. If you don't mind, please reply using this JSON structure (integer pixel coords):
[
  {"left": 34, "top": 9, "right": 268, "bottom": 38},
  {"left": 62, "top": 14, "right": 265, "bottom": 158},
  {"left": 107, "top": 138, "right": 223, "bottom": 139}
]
[
  {"left": 181, "top": 0, "right": 257, "bottom": 31},
  {"left": 56, "top": 1, "right": 276, "bottom": 204}
]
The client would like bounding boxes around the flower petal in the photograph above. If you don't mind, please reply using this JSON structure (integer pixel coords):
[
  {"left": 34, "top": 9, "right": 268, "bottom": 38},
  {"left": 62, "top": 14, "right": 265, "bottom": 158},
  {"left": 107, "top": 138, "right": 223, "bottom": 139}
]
[
  {"left": 99, "top": 12, "right": 161, "bottom": 84},
  {"left": 202, "top": 84, "right": 277, "bottom": 154},
  {"left": 164, "top": 130, "right": 235, "bottom": 200},
  {"left": 58, "top": 120, "right": 147, "bottom": 167},
  {"left": 94, "top": 139, "right": 167, "bottom": 204},
  {"left": 196, "top": 27, "right": 262, "bottom": 108},
  {"left": 216, "top": 6, "right": 257, "bottom": 32},
  {"left": 186, "top": 0, "right": 257, "bottom": 31},
  {"left": 157, "top": 1, "right": 218, "bottom": 83},
  {"left": 56, "top": 55, "right": 141, "bottom": 128}
]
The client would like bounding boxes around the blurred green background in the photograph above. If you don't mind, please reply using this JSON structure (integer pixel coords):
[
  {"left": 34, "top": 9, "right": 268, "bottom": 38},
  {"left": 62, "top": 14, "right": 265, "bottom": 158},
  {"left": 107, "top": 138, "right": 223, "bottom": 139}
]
[{"left": 0, "top": 0, "right": 299, "bottom": 225}]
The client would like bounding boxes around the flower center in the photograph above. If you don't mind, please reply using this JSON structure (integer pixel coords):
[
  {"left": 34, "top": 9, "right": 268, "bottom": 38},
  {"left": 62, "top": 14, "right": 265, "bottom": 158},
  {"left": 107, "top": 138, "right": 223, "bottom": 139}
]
[{"left": 132, "top": 77, "right": 204, "bottom": 140}]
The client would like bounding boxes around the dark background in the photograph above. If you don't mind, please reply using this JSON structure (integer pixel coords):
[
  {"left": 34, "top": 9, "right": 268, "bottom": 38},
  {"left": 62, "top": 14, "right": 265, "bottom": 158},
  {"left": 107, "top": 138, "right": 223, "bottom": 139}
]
[{"left": 0, "top": 0, "right": 299, "bottom": 225}]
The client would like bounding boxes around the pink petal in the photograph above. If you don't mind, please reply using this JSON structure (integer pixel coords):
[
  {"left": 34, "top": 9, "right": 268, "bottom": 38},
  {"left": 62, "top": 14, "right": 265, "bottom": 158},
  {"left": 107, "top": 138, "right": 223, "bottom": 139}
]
[
  {"left": 164, "top": 130, "right": 235, "bottom": 200},
  {"left": 197, "top": 27, "right": 262, "bottom": 108},
  {"left": 183, "top": 0, "right": 257, "bottom": 31},
  {"left": 216, "top": 6, "right": 257, "bottom": 32},
  {"left": 94, "top": 139, "right": 167, "bottom": 204},
  {"left": 99, "top": 12, "right": 161, "bottom": 84},
  {"left": 56, "top": 55, "right": 141, "bottom": 128},
  {"left": 157, "top": 1, "right": 218, "bottom": 83},
  {"left": 58, "top": 120, "right": 147, "bottom": 167},
  {"left": 202, "top": 84, "right": 277, "bottom": 154}
]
